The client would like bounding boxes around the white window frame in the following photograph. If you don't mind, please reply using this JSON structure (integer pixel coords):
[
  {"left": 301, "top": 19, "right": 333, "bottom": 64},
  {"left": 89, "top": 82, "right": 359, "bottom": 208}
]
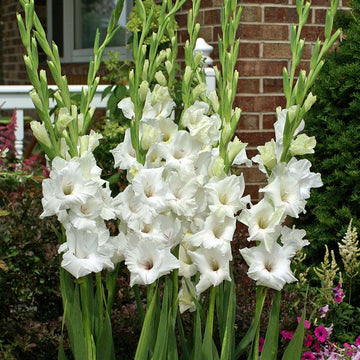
[{"left": 47, "top": 0, "right": 132, "bottom": 63}]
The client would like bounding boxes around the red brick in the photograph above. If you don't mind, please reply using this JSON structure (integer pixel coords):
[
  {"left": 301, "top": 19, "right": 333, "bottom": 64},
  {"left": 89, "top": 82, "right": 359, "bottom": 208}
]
[
  {"left": 310, "top": 0, "right": 332, "bottom": 6},
  {"left": 242, "top": 0, "right": 289, "bottom": 4},
  {"left": 203, "top": 9, "right": 221, "bottom": 25},
  {"left": 263, "top": 78, "right": 283, "bottom": 93},
  {"left": 244, "top": 184, "right": 263, "bottom": 201},
  {"left": 264, "top": 7, "right": 299, "bottom": 23},
  {"left": 241, "top": 6, "right": 262, "bottom": 23},
  {"left": 263, "top": 114, "right": 277, "bottom": 129},
  {"left": 241, "top": 166, "right": 267, "bottom": 183},
  {"left": 237, "top": 78, "right": 260, "bottom": 94},
  {"left": 239, "top": 24, "right": 289, "bottom": 41},
  {"left": 235, "top": 95, "right": 286, "bottom": 112},
  {"left": 237, "top": 60, "right": 288, "bottom": 77},
  {"left": 239, "top": 114, "right": 260, "bottom": 130},
  {"left": 175, "top": 13, "right": 188, "bottom": 28},
  {"left": 239, "top": 42, "right": 260, "bottom": 58},
  {"left": 239, "top": 131, "right": 275, "bottom": 147},
  {"left": 315, "top": 9, "right": 327, "bottom": 24},
  {"left": 301, "top": 25, "right": 326, "bottom": 41},
  {"left": 263, "top": 43, "right": 292, "bottom": 59}
]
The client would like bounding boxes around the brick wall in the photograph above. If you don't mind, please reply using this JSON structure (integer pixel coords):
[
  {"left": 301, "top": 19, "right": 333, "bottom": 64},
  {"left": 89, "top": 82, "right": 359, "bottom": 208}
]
[{"left": 176, "top": 0, "right": 349, "bottom": 198}]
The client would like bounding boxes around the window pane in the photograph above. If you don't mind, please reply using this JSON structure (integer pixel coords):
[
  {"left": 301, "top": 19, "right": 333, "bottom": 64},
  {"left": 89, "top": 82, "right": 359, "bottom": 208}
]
[{"left": 73, "top": 0, "right": 127, "bottom": 50}]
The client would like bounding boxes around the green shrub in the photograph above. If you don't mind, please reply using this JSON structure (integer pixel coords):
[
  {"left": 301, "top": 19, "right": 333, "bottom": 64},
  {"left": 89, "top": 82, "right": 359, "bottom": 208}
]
[{"left": 298, "top": 0, "right": 360, "bottom": 264}]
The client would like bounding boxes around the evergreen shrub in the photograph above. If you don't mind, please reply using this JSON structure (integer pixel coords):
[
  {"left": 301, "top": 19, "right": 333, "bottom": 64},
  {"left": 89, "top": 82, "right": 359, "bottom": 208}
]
[{"left": 298, "top": 0, "right": 360, "bottom": 265}]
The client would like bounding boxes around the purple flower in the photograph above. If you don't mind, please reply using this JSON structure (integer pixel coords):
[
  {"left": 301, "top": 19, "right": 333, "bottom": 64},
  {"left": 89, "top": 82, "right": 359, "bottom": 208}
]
[
  {"left": 332, "top": 283, "right": 344, "bottom": 303},
  {"left": 319, "top": 304, "right": 329, "bottom": 318},
  {"left": 281, "top": 330, "right": 294, "bottom": 340}
]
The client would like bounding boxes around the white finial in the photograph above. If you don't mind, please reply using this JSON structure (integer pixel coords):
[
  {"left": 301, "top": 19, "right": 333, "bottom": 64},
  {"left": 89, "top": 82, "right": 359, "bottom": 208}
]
[{"left": 194, "top": 38, "right": 214, "bottom": 67}]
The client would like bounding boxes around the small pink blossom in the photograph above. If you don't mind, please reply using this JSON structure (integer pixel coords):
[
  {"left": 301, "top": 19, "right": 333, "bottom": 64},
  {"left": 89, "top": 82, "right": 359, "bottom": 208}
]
[
  {"left": 314, "top": 340, "right": 321, "bottom": 353},
  {"left": 281, "top": 330, "right": 294, "bottom": 340},
  {"left": 333, "top": 283, "right": 344, "bottom": 303},
  {"left": 319, "top": 304, "right": 329, "bottom": 318},
  {"left": 259, "top": 337, "right": 265, "bottom": 353},
  {"left": 314, "top": 326, "right": 328, "bottom": 343},
  {"left": 343, "top": 343, "right": 354, "bottom": 356},
  {"left": 304, "top": 334, "right": 313, "bottom": 348},
  {"left": 355, "top": 335, "right": 360, "bottom": 346},
  {"left": 302, "top": 351, "right": 316, "bottom": 360},
  {"left": 297, "top": 317, "right": 311, "bottom": 329}
]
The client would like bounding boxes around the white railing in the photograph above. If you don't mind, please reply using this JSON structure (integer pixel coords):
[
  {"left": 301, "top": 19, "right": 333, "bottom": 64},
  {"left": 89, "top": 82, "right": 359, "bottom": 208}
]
[
  {"left": 0, "top": 85, "right": 109, "bottom": 158},
  {"left": 0, "top": 38, "right": 215, "bottom": 159}
]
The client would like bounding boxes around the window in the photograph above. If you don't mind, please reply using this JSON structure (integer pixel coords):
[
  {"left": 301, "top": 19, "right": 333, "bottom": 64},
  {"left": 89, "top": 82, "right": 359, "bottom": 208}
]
[{"left": 47, "top": 0, "right": 132, "bottom": 63}]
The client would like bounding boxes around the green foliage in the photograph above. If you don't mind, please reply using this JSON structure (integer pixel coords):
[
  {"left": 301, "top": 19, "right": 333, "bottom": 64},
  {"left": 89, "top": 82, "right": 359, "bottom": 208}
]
[
  {"left": 298, "top": 0, "right": 360, "bottom": 264},
  {"left": 0, "top": 179, "right": 63, "bottom": 359}
]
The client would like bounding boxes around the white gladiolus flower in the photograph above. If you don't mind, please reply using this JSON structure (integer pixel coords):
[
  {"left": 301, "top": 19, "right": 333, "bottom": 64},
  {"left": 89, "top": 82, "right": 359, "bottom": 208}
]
[
  {"left": 111, "top": 128, "right": 137, "bottom": 170},
  {"left": 290, "top": 134, "right": 316, "bottom": 156},
  {"left": 59, "top": 225, "right": 114, "bottom": 278},
  {"left": 205, "top": 174, "right": 250, "bottom": 217},
  {"left": 41, "top": 157, "right": 99, "bottom": 218},
  {"left": 118, "top": 97, "right": 135, "bottom": 119},
  {"left": 159, "top": 131, "right": 202, "bottom": 173},
  {"left": 125, "top": 240, "right": 179, "bottom": 286},
  {"left": 188, "top": 213, "right": 236, "bottom": 249},
  {"left": 68, "top": 195, "right": 103, "bottom": 230},
  {"left": 260, "top": 173, "right": 306, "bottom": 218},
  {"left": 142, "top": 84, "right": 175, "bottom": 121},
  {"left": 178, "top": 278, "right": 197, "bottom": 313},
  {"left": 188, "top": 246, "right": 232, "bottom": 295},
  {"left": 76, "top": 153, "right": 104, "bottom": 184},
  {"left": 238, "top": 198, "right": 285, "bottom": 251},
  {"left": 131, "top": 167, "right": 169, "bottom": 216},
  {"left": 240, "top": 242, "right": 298, "bottom": 291},
  {"left": 179, "top": 242, "right": 198, "bottom": 278},
  {"left": 280, "top": 226, "right": 310, "bottom": 257},
  {"left": 165, "top": 172, "right": 199, "bottom": 217}
]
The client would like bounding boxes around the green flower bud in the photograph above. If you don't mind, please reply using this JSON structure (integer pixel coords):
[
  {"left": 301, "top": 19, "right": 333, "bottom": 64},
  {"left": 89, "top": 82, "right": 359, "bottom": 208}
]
[
  {"left": 184, "top": 66, "right": 192, "bottom": 86},
  {"left": 139, "top": 81, "right": 149, "bottom": 102},
  {"left": 192, "top": 82, "right": 207, "bottom": 100},
  {"left": 155, "top": 71, "right": 167, "bottom": 86},
  {"left": 142, "top": 60, "right": 149, "bottom": 81},
  {"left": 212, "top": 156, "right": 225, "bottom": 177},
  {"left": 228, "top": 136, "right": 247, "bottom": 165},
  {"left": 257, "top": 139, "right": 277, "bottom": 171},
  {"left": 208, "top": 90, "right": 219, "bottom": 112},
  {"left": 30, "top": 121, "right": 52, "bottom": 148},
  {"left": 56, "top": 107, "right": 73, "bottom": 133},
  {"left": 29, "top": 89, "right": 42, "bottom": 109},
  {"left": 304, "top": 92, "right": 317, "bottom": 112}
]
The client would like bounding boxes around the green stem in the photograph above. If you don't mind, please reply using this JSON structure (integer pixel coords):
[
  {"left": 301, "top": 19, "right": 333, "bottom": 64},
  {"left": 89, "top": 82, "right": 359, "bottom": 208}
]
[
  {"left": 79, "top": 277, "right": 95, "bottom": 360},
  {"left": 134, "top": 285, "right": 145, "bottom": 324},
  {"left": 96, "top": 272, "right": 103, "bottom": 336}
]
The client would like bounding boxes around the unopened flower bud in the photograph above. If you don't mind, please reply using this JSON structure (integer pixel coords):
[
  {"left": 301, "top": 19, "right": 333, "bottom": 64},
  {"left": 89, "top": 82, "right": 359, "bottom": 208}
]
[
  {"left": 257, "top": 139, "right": 277, "bottom": 171},
  {"left": 194, "top": 51, "right": 203, "bottom": 66},
  {"left": 228, "top": 136, "right": 247, "bottom": 165},
  {"left": 56, "top": 107, "right": 73, "bottom": 132},
  {"left": 29, "top": 89, "right": 42, "bottom": 109},
  {"left": 155, "top": 71, "right": 167, "bottom": 86},
  {"left": 142, "top": 59, "right": 149, "bottom": 81},
  {"left": 208, "top": 90, "right": 219, "bottom": 112},
  {"left": 221, "top": 122, "right": 232, "bottom": 145},
  {"left": 30, "top": 121, "right": 52, "bottom": 148},
  {"left": 212, "top": 156, "right": 225, "bottom": 177},
  {"left": 139, "top": 81, "right": 149, "bottom": 102},
  {"left": 184, "top": 66, "right": 192, "bottom": 86},
  {"left": 165, "top": 60, "right": 173, "bottom": 75},
  {"left": 192, "top": 82, "right": 207, "bottom": 100},
  {"left": 78, "top": 113, "right": 84, "bottom": 132},
  {"left": 288, "top": 106, "right": 297, "bottom": 122},
  {"left": 304, "top": 92, "right": 317, "bottom": 112}
]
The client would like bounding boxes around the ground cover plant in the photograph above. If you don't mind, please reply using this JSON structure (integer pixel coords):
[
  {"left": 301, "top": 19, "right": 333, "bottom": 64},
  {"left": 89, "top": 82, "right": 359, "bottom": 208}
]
[{"left": 2, "top": 0, "right": 358, "bottom": 358}]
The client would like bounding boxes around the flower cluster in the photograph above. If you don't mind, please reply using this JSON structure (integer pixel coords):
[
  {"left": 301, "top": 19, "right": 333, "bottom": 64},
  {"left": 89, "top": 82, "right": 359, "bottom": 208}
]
[
  {"left": 40, "top": 130, "right": 122, "bottom": 278},
  {"left": 239, "top": 106, "right": 322, "bottom": 291},
  {"left": 111, "top": 83, "right": 250, "bottom": 308}
]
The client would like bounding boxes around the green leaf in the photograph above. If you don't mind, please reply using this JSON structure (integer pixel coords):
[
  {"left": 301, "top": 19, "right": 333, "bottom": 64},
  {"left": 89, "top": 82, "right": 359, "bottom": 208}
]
[
  {"left": 96, "top": 311, "right": 115, "bottom": 360},
  {"left": 220, "top": 280, "right": 236, "bottom": 360},
  {"left": 260, "top": 291, "right": 281, "bottom": 360},
  {"left": 134, "top": 287, "right": 159, "bottom": 360},
  {"left": 282, "top": 303, "right": 307, "bottom": 360}
]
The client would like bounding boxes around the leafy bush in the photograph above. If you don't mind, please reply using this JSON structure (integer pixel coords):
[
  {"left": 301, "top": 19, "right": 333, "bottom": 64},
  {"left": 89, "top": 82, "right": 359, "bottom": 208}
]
[{"left": 298, "top": 0, "right": 360, "bottom": 263}]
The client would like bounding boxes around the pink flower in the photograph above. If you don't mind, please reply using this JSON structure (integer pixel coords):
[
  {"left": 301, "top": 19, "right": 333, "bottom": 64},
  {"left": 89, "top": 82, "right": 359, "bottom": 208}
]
[
  {"left": 319, "top": 304, "right": 329, "bottom": 318},
  {"left": 259, "top": 337, "right": 265, "bottom": 353},
  {"left": 343, "top": 343, "right": 354, "bottom": 356},
  {"left": 314, "top": 340, "right": 321, "bottom": 353},
  {"left": 302, "top": 351, "right": 316, "bottom": 360},
  {"left": 281, "top": 330, "right": 294, "bottom": 340},
  {"left": 314, "top": 325, "right": 328, "bottom": 343},
  {"left": 355, "top": 335, "right": 360, "bottom": 346},
  {"left": 297, "top": 317, "right": 311, "bottom": 329},
  {"left": 304, "top": 334, "right": 313, "bottom": 348},
  {"left": 333, "top": 283, "right": 344, "bottom": 303}
]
